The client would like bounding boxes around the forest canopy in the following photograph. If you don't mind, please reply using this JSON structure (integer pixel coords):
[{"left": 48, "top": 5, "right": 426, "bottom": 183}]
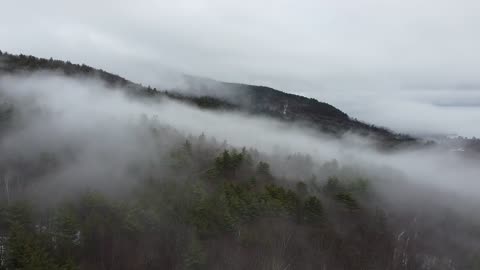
[{"left": 0, "top": 54, "right": 479, "bottom": 270}]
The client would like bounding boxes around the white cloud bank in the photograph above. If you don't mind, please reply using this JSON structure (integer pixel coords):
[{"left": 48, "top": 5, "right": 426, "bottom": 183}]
[
  {"left": 1, "top": 73, "right": 479, "bottom": 204},
  {"left": 1, "top": 0, "right": 479, "bottom": 136}
]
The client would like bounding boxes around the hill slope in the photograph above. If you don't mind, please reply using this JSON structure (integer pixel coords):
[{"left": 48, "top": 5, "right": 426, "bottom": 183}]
[{"left": 0, "top": 51, "right": 415, "bottom": 147}]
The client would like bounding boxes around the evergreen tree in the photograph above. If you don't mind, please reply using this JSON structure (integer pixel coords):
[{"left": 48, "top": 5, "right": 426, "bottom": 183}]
[
  {"left": 303, "top": 196, "right": 324, "bottom": 224},
  {"left": 184, "top": 235, "right": 206, "bottom": 270}
]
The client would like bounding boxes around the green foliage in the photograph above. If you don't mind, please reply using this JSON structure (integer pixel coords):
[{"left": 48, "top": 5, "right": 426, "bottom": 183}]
[
  {"left": 322, "top": 176, "right": 366, "bottom": 211},
  {"left": 335, "top": 192, "right": 359, "bottom": 210},
  {"left": 212, "top": 149, "right": 248, "bottom": 180},
  {"left": 184, "top": 235, "right": 207, "bottom": 270},
  {"left": 264, "top": 184, "right": 300, "bottom": 217},
  {"left": 214, "top": 150, "right": 233, "bottom": 177},
  {"left": 54, "top": 206, "right": 78, "bottom": 241},
  {"left": 223, "top": 182, "right": 262, "bottom": 223},
  {"left": 170, "top": 141, "right": 194, "bottom": 170},
  {"left": 6, "top": 221, "right": 59, "bottom": 270},
  {"left": 348, "top": 178, "right": 369, "bottom": 195},
  {"left": 303, "top": 196, "right": 324, "bottom": 224},
  {"left": 296, "top": 181, "right": 308, "bottom": 199},
  {"left": 52, "top": 206, "right": 79, "bottom": 266},
  {"left": 255, "top": 161, "right": 271, "bottom": 179},
  {"left": 187, "top": 188, "right": 235, "bottom": 235},
  {"left": 323, "top": 176, "right": 343, "bottom": 194}
]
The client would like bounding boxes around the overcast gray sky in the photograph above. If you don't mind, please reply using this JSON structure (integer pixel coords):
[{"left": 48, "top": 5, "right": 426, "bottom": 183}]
[{"left": 1, "top": 0, "right": 479, "bottom": 137}]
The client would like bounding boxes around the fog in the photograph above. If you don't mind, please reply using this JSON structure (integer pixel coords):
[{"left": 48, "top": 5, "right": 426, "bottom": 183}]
[
  {"left": 1, "top": 73, "right": 479, "bottom": 209},
  {"left": 315, "top": 87, "right": 480, "bottom": 137},
  {"left": 0, "top": 72, "right": 478, "bottom": 268},
  {"left": 1, "top": 0, "right": 479, "bottom": 137}
]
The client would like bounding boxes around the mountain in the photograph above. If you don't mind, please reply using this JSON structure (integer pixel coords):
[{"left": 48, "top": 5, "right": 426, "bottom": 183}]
[
  {"left": 172, "top": 75, "right": 416, "bottom": 146},
  {"left": 0, "top": 51, "right": 416, "bottom": 148},
  {"left": 0, "top": 51, "right": 479, "bottom": 270}
]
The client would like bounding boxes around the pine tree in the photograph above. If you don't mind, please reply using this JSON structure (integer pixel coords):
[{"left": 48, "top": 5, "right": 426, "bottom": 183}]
[
  {"left": 303, "top": 196, "right": 324, "bottom": 224},
  {"left": 184, "top": 235, "right": 206, "bottom": 270}
]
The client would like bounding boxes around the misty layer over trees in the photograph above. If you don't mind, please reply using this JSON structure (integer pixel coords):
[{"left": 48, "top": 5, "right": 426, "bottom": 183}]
[
  {"left": 0, "top": 52, "right": 479, "bottom": 270},
  {"left": 0, "top": 52, "right": 419, "bottom": 148}
]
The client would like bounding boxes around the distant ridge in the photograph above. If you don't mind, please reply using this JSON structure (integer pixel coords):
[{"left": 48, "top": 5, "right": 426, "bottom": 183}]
[{"left": 0, "top": 50, "right": 417, "bottom": 148}]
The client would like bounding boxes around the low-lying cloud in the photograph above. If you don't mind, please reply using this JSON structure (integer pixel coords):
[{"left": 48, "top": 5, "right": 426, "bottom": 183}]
[
  {"left": 1, "top": 0, "right": 479, "bottom": 137},
  {"left": 1, "top": 73, "right": 479, "bottom": 207},
  {"left": 315, "top": 87, "right": 480, "bottom": 138}
]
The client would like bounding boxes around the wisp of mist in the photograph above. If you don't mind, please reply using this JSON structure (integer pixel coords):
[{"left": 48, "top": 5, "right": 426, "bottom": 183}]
[{"left": 0, "top": 72, "right": 479, "bottom": 213}]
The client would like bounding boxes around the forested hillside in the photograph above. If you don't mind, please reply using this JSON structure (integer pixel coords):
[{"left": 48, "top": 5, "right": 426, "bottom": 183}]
[
  {"left": 0, "top": 51, "right": 416, "bottom": 148},
  {"left": 0, "top": 51, "right": 478, "bottom": 270},
  {"left": 0, "top": 120, "right": 477, "bottom": 270}
]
